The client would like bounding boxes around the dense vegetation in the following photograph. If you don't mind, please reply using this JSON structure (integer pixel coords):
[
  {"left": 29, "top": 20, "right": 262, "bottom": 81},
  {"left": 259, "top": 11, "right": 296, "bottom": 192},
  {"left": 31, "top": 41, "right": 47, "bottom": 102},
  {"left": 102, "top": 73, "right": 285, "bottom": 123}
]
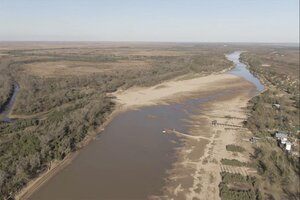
[
  {"left": 226, "top": 144, "right": 245, "bottom": 152},
  {"left": 219, "top": 172, "right": 261, "bottom": 200},
  {"left": 221, "top": 159, "right": 253, "bottom": 168},
  {"left": 241, "top": 47, "right": 299, "bottom": 108},
  {"left": 0, "top": 43, "right": 232, "bottom": 199},
  {"left": 245, "top": 89, "right": 300, "bottom": 199},
  {"left": 241, "top": 47, "right": 300, "bottom": 199},
  {"left": 0, "top": 60, "right": 12, "bottom": 111}
]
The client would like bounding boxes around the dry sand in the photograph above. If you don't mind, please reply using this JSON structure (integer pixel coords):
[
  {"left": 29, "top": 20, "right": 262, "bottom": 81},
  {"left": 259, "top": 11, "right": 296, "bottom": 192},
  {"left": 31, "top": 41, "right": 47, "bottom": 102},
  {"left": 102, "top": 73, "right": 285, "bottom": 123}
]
[
  {"left": 114, "top": 73, "right": 244, "bottom": 109},
  {"left": 160, "top": 86, "right": 257, "bottom": 200}
]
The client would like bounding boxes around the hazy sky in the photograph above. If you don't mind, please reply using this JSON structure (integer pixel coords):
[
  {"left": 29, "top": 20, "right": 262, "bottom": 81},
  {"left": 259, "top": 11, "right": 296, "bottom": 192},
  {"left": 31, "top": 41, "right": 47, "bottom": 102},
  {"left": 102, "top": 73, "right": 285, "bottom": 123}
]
[{"left": 0, "top": 0, "right": 299, "bottom": 43}]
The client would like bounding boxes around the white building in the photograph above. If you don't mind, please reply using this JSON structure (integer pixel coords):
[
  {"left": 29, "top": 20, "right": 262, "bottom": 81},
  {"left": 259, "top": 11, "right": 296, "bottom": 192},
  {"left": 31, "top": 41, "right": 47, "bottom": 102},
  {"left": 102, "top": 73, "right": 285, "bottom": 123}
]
[
  {"left": 275, "top": 132, "right": 288, "bottom": 140},
  {"left": 285, "top": 142, "right": 292, "bottom": 151}
]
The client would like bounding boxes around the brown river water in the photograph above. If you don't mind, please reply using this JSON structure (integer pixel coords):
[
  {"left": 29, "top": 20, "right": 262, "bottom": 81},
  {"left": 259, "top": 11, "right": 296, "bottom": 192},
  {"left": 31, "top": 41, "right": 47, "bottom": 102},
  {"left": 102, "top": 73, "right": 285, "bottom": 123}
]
[
  {"left": 28, "top": 52, "right": 263, "bottom": 200},
  {"left": 28, "top": 94, "right": 224, "bottom": 200}
]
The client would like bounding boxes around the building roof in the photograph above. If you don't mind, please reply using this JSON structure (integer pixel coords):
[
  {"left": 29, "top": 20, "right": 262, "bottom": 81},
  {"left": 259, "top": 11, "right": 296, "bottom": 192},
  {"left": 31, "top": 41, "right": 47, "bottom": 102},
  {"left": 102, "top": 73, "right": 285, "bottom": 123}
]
[{"left": 275, "top": 132, "right": 288, "bottom": 138}]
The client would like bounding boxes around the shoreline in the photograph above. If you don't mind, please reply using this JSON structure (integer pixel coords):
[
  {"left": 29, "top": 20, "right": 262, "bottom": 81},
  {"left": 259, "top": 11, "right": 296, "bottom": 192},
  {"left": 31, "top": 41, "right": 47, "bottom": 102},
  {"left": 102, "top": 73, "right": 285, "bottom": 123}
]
[
  {"left": 15, "top": 105, "right": 124, "bottom": 200},
  {"left": 161, "top": 82, "right": 258, "bottom": 199},
  {"left": 16, "top": 70, "right": 246, "bottom": 200}
]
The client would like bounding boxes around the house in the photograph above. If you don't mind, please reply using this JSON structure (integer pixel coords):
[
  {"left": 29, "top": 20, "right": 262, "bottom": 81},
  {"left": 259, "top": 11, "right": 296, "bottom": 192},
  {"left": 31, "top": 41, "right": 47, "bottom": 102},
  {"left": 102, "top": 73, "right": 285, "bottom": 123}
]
[{"left": 275, "top": 132, "right": 288, "bottom": 140}]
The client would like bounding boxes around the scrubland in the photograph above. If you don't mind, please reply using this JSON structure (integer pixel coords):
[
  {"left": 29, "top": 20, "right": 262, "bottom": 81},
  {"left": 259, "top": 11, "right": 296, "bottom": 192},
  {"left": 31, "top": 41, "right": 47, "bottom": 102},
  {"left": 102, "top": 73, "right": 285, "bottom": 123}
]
[{"left": 240, "top": 47, "right": 299, "bottom": 199}]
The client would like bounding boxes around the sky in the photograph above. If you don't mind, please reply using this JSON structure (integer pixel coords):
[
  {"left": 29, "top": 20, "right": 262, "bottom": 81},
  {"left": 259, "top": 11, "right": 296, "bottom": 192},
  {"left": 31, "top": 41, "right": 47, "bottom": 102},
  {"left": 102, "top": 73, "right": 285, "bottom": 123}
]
[{"left": 0, "top": 0, "right": 299, "bottom": 43}]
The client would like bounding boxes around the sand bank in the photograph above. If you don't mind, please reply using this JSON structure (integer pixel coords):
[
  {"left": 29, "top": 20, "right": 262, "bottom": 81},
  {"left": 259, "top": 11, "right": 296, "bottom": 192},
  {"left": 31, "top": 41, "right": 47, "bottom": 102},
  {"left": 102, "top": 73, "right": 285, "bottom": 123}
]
[
  {"left": 160, "top": 81, "right": 257, "bottom": 200},
  {"left": 114, "top": 73, "right": 247, "bottom": 109}
]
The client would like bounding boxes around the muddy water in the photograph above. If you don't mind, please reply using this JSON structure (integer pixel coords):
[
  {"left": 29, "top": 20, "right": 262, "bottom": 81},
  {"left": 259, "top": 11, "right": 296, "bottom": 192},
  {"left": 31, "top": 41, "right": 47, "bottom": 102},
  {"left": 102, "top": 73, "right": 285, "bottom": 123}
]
[
  {"left": 29, "top": 52, "right": 262, "bottom": 200},
  {"left": 29, "top": 96, "right": 220, "bottom": 200}
]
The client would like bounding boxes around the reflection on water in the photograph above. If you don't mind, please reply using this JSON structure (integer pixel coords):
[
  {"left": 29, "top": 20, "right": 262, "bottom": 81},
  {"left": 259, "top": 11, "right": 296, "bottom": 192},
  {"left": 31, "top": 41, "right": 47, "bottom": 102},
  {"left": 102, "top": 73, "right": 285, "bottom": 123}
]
[{"left": 227, "top": 52, "right": 264, "bottom": 92}]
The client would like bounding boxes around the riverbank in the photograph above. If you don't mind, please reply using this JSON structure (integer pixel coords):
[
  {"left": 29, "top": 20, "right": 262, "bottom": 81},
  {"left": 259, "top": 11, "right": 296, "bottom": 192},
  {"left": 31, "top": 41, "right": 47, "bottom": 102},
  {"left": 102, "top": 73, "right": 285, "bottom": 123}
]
[
  {"left": 113, "top": 73, "right": 258, "bottom": 199},
  {"left": 161, "top": 82, "right": 257, "bottom": 200},
  {"left": 0, "top": 82, "right": 19, "bottom": 122},
  {"left": 15, "top": 106, "right": 123, "bottom": 200}
]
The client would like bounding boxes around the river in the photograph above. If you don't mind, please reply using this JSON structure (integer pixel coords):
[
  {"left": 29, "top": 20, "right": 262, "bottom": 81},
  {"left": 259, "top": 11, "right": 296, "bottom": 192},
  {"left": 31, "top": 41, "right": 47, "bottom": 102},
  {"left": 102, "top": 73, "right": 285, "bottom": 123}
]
[
  {"left": 0, "top": 82, "right": 19, "bottom": 123},
  {"left": 28, "top": 52, "right": 264, "bottom": 200},
  {"left": 226, "top": 51, "right": 264, "bottom": 92}
]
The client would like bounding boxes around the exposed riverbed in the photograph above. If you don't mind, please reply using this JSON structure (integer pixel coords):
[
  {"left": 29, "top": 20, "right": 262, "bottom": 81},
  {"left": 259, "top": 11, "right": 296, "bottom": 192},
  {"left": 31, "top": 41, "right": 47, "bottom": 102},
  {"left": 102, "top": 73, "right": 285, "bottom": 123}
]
[{"left": 27, "top": 52, "right": 264, "bottom": 200}]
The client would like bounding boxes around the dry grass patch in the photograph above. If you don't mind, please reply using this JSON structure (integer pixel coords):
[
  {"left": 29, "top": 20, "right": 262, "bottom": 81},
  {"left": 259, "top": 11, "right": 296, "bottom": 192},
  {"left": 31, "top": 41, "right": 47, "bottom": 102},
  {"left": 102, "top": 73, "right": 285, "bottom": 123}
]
[{"left": 23, "top": 60, "right": 148, "bottom": 77}]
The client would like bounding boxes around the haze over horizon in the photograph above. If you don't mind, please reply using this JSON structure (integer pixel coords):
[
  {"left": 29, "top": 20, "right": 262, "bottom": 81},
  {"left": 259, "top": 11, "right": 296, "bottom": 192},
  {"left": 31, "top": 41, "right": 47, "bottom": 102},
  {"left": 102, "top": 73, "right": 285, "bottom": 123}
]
[{"left": 0, "top": 0, "right": 299, "bottom": 43}]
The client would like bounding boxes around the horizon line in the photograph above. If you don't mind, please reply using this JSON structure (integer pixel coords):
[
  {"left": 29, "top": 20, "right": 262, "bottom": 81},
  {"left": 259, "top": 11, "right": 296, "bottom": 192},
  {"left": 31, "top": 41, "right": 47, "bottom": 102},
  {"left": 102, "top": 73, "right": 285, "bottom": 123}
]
[{"left": 0, "top": 40, "right": 299, "bottom": 45}]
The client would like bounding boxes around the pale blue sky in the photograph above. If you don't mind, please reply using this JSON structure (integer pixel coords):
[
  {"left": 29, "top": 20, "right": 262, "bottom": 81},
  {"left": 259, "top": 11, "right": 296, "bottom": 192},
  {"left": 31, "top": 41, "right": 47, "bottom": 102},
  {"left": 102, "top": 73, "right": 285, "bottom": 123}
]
[{"left": 0, "top": 0, "right": 299, "bottom": 43}]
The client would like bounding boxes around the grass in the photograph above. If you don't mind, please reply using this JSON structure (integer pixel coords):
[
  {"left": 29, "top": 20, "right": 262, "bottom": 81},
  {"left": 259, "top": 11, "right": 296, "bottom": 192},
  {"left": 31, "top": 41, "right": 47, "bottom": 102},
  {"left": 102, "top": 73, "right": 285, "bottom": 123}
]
[
  {"left": 226, "top": 144, "right": 245, "bottom": 152},
  {"left": 219, "top": 172, "right": 261, "bottom": 200},
  {"left": 220, "top": 159, "right": 254, "bottom": 168}
]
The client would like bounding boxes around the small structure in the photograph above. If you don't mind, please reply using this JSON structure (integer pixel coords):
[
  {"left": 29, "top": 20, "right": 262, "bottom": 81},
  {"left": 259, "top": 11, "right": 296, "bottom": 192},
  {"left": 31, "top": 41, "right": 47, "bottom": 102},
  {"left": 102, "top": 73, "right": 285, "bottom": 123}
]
[
  {"left": 274, "top": 131, "right": 288, "bottom": 140},
  {"left": 212, "top": 120, "right": 217, "bottom": 126},
  {"left": 272, "top": 103, "right": 281, "bottom": 110},
  {"left": 250, "top": 136, "right": 260, "bottom": 144},
  {"left": 281, "top": 137, "right": 288, "bottom": 144},
  {"left": 285, "top": 142, "right": 292, "bottom": 151}
]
